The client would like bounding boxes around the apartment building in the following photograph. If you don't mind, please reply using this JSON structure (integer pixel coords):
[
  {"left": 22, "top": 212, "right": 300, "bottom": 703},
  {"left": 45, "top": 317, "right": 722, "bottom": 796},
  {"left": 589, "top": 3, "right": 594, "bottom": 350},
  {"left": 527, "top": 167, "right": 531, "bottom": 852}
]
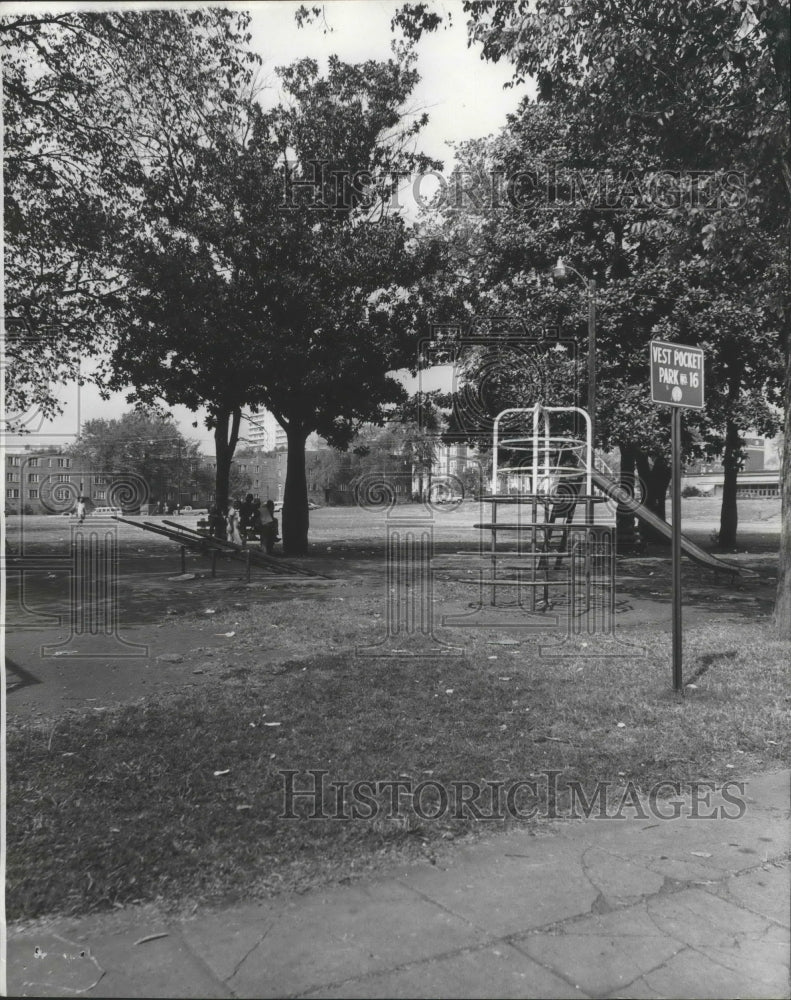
[{"left": 5, "top": 450, "right": 90, "bottom": 513}]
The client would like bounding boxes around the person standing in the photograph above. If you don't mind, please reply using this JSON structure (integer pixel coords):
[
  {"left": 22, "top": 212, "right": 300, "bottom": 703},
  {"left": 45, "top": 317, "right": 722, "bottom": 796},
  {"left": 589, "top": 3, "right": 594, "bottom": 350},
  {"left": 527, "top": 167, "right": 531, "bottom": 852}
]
[
  {"left": 226, "top": 498, "right": 243, "bottom": 545},
  {"left": 75, "top": 497, "right": 86, "bottom": 524},
  {"left": 239, "top": 493, "right": 256, "bottom": 546},
  {"left": 250, "top": 499, "right": 264, "bottom": 545},
  {"left": 259, "top": 500, "right": 279, "bottom": 554}
]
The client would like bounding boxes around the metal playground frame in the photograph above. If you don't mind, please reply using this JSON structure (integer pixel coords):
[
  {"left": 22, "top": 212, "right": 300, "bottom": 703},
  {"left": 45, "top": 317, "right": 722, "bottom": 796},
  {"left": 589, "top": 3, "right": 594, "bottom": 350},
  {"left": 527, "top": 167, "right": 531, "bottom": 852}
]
[{"left": 477, "top": 404, "right": 616, "bottom": 629}]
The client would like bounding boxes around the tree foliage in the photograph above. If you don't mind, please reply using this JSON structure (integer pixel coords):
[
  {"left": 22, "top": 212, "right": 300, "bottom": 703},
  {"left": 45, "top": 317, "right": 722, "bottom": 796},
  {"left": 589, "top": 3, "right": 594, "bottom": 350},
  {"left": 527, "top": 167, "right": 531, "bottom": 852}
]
[
  {"left": 1, "top": 10, "right": 258, "bottom": 422},
  {"left": 107, "top": 49, "right": 441, "bottom": 553},
  {"left": 398, "top": 1, "right": 790, "bottom": 573},
  {"left": 67, "top": 409, "right": 204, "bottom": 507}
]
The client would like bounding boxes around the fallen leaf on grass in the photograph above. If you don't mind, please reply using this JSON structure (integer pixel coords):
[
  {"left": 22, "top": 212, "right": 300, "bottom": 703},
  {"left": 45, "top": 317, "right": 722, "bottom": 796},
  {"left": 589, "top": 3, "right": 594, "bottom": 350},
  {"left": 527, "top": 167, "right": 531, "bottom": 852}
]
[
  {"left": 215, "top": 632, "right": 236, "bottom": 637},
  {"left": 617, "top": 722, "right": 626, "bottom": 728},
  {"left": 213, "top": 769, "right": 230, "bottom": 776},
  {"left": 690, "top": 851, "right": 712, "bottom": 858},
  {"left": 263, "top": 722, "right": 281, "bottom": 727},
  {"left": 204, "top": 609, "right": 216, "bottom": 615}
]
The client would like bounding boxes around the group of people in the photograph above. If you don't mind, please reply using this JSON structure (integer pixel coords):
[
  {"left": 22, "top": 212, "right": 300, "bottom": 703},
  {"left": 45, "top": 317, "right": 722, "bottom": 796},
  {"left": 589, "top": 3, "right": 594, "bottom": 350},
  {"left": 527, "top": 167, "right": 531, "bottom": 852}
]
[{"left": 207, "top": 494, "right": 279, "bottom": 554}]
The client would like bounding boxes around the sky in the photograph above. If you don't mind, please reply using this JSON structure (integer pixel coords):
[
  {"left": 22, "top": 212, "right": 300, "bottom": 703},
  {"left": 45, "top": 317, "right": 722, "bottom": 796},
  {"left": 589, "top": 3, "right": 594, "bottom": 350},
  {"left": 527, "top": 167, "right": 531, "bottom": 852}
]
[{"left": 4, "top": 0, "right": 529, "bottom": 452}]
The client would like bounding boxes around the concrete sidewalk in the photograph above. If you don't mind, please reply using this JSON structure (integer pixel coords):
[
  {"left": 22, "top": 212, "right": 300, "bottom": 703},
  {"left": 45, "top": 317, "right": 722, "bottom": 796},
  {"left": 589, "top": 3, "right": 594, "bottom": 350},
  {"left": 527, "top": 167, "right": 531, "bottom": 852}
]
[{"left": 8, "top": 770, "right": 789, "bottom": 999}]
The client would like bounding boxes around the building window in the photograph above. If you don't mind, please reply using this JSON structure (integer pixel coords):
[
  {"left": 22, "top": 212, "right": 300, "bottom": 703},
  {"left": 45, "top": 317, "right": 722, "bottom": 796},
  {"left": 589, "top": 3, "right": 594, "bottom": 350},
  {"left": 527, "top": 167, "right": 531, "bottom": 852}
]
[
  {"left": 8, "top": 456, "right": 20, "bottom": 466},
  {"left": 55, "top": 487, "right": 70, "bottom": 500},
  {"left": 28, "top": 474, "right": 40, "bottom": 483},
  {"left": 27, "top": 457, "right": 39, "bottom": 467},
  {"left": 93, "top": 476, "right": 105, "bottom": 485},
  {"left": 56, "top": 474, "right": 70, "bottom": 483},
  {"left": 28, "top": 489, "right": 39, "bottom": 498},
  {"left": 94, "top": 490, "right": 106, "bottom": 500},
  {"left": 7, "top": 489, "right": 20, "bottom": 499},
  {"left": 6, "top": 473, "right": 16, "bottom": 481},
  {"left": 57, "top": 458, "right": 70, "bottom": 468}
]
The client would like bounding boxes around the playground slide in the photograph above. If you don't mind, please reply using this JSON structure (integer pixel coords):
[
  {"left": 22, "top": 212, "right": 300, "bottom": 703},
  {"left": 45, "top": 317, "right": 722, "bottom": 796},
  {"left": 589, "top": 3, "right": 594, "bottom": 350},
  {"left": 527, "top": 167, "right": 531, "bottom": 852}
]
[{"left": 589, "top": 469, "right": 742, "bottom": 576}]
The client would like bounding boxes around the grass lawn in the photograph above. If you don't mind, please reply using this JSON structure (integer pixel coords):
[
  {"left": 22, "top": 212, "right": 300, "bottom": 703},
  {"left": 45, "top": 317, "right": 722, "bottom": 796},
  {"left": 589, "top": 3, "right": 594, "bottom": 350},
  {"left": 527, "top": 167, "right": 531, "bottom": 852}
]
[{"left": 8, "top": 619, "right": 789, "bottom": 923}]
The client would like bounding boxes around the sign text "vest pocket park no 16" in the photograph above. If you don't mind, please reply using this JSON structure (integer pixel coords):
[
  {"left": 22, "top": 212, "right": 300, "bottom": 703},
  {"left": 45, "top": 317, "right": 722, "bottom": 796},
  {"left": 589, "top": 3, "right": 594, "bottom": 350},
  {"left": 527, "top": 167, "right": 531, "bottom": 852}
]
[{"left": 650, "top": 340, "right": 705, "bottom": 409}]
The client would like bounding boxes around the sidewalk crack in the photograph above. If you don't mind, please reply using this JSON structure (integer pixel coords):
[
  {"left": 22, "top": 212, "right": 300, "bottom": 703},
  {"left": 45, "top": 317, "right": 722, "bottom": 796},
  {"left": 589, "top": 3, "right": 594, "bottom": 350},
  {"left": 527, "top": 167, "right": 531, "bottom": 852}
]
[
  {"left": 226, "top": 921, "right": 274, "bottom": 984},
  {"left": 609, "top": 943, "right": 690, "bottom": 998}
]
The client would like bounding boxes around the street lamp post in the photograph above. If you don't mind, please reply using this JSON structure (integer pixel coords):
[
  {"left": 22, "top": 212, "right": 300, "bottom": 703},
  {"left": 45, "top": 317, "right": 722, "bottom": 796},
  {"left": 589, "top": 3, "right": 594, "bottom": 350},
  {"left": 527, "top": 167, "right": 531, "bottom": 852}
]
[{"left": 551, "top": 258, "right": 597, "bottom": 449}]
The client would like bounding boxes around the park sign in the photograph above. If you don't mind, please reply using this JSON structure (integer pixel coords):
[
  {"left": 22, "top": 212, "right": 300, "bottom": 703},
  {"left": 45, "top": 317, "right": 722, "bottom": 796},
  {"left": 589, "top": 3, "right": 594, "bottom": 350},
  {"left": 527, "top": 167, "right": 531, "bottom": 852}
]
[
  {"left": 650, "top": 340, "right": 705, "bottom": 409},
  {"left": 649, "top": 338, "right": 706, "bottom": 693}
]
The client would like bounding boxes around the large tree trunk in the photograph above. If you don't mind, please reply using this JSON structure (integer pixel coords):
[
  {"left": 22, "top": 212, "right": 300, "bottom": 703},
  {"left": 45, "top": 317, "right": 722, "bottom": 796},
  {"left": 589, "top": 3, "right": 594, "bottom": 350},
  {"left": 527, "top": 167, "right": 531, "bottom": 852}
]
[
  {"left": 616, "top": 441, "right": 638, "bottom": 552},
  {"left": 764, "top": 1, "right": 790, "bottom": 634},
  {"left": 718, "top": 418, "right": 741, "bottom": 549},
  {"left": 213, "top": 406, "right": 241, "bottom": 511},
  {"left": 774, "top": 325, "right": 791, "bottom": 635},
  {"left": 283, "top": 421, "right": 309, "bottom": 556},
  {"left": 635, "top": 451, "right": 672, "bottom": 544}
]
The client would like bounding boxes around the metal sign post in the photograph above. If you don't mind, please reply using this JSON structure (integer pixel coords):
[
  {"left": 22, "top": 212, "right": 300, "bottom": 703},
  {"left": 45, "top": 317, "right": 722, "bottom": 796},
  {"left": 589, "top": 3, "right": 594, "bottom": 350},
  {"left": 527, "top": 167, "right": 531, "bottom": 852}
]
[
  {"left": 650, "top": 340, "right": 705, "bottom": 693},
  {"left": 671, "top": 407, "right": 682, "bottom": 692}
]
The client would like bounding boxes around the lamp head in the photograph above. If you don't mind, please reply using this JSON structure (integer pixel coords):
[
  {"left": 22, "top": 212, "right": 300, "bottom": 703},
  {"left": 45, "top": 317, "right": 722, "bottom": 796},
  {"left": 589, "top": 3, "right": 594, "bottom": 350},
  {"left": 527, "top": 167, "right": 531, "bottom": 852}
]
[{"left": 551, "top": 257, "right": 568, "bottom": 285}]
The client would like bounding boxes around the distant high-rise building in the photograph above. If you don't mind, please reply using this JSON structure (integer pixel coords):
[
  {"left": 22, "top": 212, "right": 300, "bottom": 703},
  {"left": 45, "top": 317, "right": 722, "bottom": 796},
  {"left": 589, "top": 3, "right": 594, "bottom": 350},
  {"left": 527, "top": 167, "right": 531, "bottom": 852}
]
[
  {"left": 273, "top": 424, "right": 287, "bottom": 450},
  {"left": 241, "top": 411, "right": 287, "bottom": 451}
]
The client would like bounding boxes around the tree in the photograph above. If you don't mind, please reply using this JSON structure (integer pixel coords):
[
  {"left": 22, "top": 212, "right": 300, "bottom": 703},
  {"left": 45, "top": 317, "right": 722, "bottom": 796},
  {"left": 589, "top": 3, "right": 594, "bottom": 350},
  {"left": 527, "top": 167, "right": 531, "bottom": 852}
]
[
  {"left": 410, "top": 105, "right": 782, "bottom": 553},
  {"left": 67, "top": 409, "right": 202, "bottom": 508},
  {"left": 397, "top": 1, "right": 790, "bottom": 587},
  {"left": 107, "top": 49, "right": 441, "bottom": 555},
  {"left": 1, "top": 10, "right": 258, "bottom": 424}
]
